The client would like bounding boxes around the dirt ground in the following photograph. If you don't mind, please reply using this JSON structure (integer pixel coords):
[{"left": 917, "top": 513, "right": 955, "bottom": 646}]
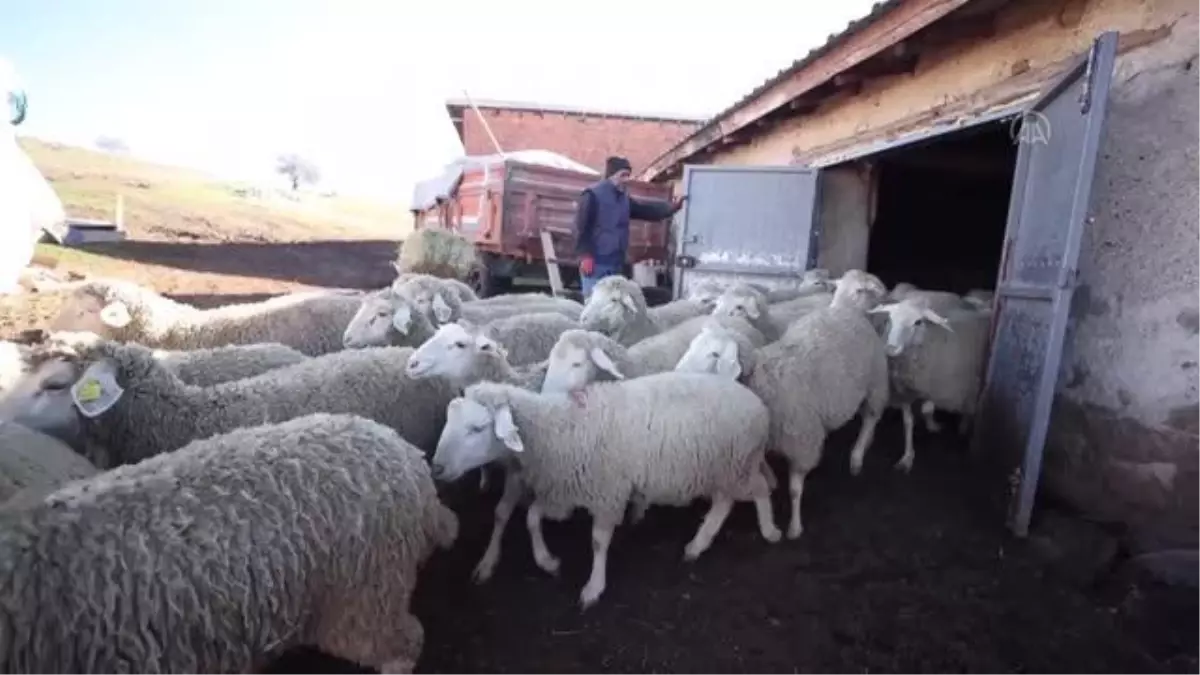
[
  {"left": 1, "top": 234, "right": 1194, "bottom": 674},
  {"left": 262, "top": 420, "right": 1197, "bottom": 674}
]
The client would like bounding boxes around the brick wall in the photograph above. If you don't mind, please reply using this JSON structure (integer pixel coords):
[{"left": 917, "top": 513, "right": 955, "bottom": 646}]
[{"left": 460, "top": 107, "right": 700, "bottom": 175}]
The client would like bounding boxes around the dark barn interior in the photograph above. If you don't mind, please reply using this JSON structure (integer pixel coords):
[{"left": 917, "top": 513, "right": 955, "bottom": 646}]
[{"left": 865, "top": 121, "right": 1017, "bottom": 295}]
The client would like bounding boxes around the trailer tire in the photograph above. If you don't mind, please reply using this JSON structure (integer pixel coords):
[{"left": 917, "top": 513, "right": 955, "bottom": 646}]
[{"left": 467, "top": 261, "right": 511, "bottom": 298}]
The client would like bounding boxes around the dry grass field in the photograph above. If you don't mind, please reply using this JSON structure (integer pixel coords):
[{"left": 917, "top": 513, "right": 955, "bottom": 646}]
[{"left": 0, "top": 137, "right": 410, "bottom": 336}]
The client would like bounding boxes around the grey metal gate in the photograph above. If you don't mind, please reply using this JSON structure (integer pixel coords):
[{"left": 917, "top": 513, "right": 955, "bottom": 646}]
[
  {"left": 971, "top": 32, "right": 1118, "bottom": 537},
  {"left": 672, "top": 165, "right": 821, "bottom": 299}
]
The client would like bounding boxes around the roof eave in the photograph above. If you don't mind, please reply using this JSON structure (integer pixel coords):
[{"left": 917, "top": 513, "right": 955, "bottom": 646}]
[{"left": 641, "top": 0, "right": 977, "bottom": 181}]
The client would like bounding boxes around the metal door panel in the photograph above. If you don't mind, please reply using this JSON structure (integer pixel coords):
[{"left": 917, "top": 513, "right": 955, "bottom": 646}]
[
  {"left": 971, "top": 32, "right": 1118, "bottom": 537},
  {"left": 673, "top": 165, "right": 821, "bottom": 299}
]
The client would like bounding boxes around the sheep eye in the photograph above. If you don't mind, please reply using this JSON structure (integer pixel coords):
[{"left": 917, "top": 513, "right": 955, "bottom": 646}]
[
  {"left": 454, "top": 341, "right": 467, "bottom": 349},
  {"left": 468, "top": 424, "right": 487, "bottom": 434},
  {"left": 709, "top": 351, "right": 721, "bottom": 359}
]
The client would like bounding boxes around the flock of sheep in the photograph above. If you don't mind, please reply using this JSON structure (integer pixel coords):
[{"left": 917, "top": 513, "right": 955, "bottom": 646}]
[{"left": 0, "top": 264, "right": 995, "bottom": 673}]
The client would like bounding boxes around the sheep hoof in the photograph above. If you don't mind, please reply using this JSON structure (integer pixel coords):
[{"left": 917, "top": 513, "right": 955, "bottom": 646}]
[
  {"left": 849, "top": 459, "right": 863, "bottom": 476},
  {"left": 683, "top": 542, "right": 705, "bottom": 562},
  {"left": 579, "top": 583, "right": 604, "bottom": 610},
  {"left": 534, "top": 554, "right": 561, "bottom": 576},
  {"left": 894, "top": 456, "right": 914, "bottom": 473},
  {"left": 763, "top": 525, "right": 783, "bottom": 543},
  {"left": 786, "top": 523, "right": 803, "bottom": 540},
  {"left": 472, "top": 558, "right": 497, "bottom": 584}
]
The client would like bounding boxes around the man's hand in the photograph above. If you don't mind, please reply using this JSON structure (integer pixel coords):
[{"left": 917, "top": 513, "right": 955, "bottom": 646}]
[
  {"left": 579, "top": 255, "right": 595, "bottom": 276},
  {"left": 671, "top": 195, "right": 688, "bottom": 212}
]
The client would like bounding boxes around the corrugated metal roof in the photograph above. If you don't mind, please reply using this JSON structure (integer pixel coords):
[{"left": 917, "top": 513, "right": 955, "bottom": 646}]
[{"left": 444, "top": 97, "right": 708, "bottom": 124}]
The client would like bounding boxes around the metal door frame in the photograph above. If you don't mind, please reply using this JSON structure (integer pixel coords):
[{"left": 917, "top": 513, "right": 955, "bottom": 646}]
[
  {"left": 975, "top": 31, "right": 1118, "bottom": 537},
  {"left": 672, "top": 164, "right": 823, "bottom": 300}
]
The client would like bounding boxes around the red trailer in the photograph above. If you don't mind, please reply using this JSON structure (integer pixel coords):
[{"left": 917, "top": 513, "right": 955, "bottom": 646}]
[{"left": 411, "top": 152, "right": 676, "bottom": 298}]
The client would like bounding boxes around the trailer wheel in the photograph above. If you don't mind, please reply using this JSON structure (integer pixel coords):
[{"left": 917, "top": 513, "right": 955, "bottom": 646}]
[{"left": 467, "top": 262, "right": 512, "bottom": 298}]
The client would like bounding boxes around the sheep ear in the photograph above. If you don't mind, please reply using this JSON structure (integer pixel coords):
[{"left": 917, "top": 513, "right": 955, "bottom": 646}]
[
  {"left": 744, "top": 299, "right": 761, "bottom": 319},
  {"left": 432, "top": 293, "right": 453, "bottom": 322},
  {"left": 392, "top": 305, "right": 413, "bottom": 334},
  {"left": 589, "top": 347, "right": 625, "bottom": 379},
  {"left": 493, "top": 405, "right": 524, "bottom": 452},
  {"left": 715, "top": 340, "right": 742, "bottom": 380},
  {"left": 868, "top": 304, "right": 893, "bottom": 315},
  {"left": 99, "top": 301, "right": 131, "bottom": 328},
  {"left": 70, "top": 358, "right": 124, "bottom": 418},
  {"left": 620, "top": 292, "right": 638, "bottom": 314},
  {"left": 923, "top": 308, "right": 953, "bottom": 331}
]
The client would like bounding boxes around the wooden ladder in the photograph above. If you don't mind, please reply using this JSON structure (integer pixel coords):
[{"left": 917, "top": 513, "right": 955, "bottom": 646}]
[{"left": 538, "top": 229, "right": 566, "bottom": 298}]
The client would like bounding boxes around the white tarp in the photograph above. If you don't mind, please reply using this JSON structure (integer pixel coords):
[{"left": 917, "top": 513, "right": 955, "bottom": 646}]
[
  {"left": 0, "top": 56, "right": 66, "bottom": 294},
  {"left": 409, "top": 149, "right": 598, "bottom": 212}
]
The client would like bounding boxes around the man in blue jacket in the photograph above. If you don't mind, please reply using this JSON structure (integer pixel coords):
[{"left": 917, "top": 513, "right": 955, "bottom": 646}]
[{"left": 573, "top": 156, "right": 686, "bottom": 299}]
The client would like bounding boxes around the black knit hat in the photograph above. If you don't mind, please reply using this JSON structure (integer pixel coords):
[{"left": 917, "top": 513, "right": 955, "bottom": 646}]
[{"left": 604, "top": 156, "right": 632, "bottom": 178}]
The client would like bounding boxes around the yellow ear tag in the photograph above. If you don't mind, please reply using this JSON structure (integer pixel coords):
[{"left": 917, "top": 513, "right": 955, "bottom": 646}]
[{"left": 75, "top": 378, "right": 102, "bottom": 403}]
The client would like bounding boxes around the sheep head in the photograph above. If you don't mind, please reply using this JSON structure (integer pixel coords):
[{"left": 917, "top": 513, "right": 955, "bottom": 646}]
[
  {"left": 711, "top": 283, "right": 767, "bottom": 322},
  {"left": 579, "top": 276, "right": 645, "bottom": 336},
  {"left": 869, "top": 300, "right": 954, "bottom": 357},
  {"left": 832, "top": 270, "right": 889, "bottom": 311},
  {"left": 432, "top": 390, "right": 523, "bottom": 482},
  {"left": 541, "top": 329, "right": 626, "bottom": 394},
  {"left": 674, "top": 322, "right": 744, "bottom": 380},
  {"left": 406, "top": 322, "right": 504, "bottom": 382}
]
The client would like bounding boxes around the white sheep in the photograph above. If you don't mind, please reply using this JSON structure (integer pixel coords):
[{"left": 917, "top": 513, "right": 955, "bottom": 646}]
[
  {"left": 677, "top": 269, "right": 891, "bottom": 537},
  {"left": 394, "top": 275, "right": 582, "bottom": 327},
  {"left": 405, "top": 322, "right": 547, "bottom": 393},
  {"left": 390, "top": 268, "right": 479, "bottom": 303},
  {"left": 964, "top": 288, "right": 995, "bottom": 311},
  {"left": 539, "top": 314, "right": 766, "bottom": 394},
  {"left": 887, "top": 281, "right": 973, "bottom": 312},
  {"left": 0, "top": 412, "right": 458, "bottom": 673},
  {"left": 49, "top": 278, "right": 365, "bottom": 356},
  {"left": 149, "top": 342, "right": 308, "bottom": 386},
  {"left": 467, "top": 311, "right": 579, "bottom": 366},
  {"left": 431, "top": 372, "right": 782, "bottom": 608},
  {"left": 342, "top": 287, "right": 439, "bottom": 350},
  {"left": 0, "top": 333, "right": 456, "bottom": 469},
  {"left": 404, "top": 321, "right": 546, "bottom": 576},
  {"left": 0, "top": 420, "right": 98, "bottom": 504},
  {"left": 578, "top": 276, "right": 707, "bottom": 346},
  {"left": 869, "top": 298, "right": 991, "bottom": 471}
]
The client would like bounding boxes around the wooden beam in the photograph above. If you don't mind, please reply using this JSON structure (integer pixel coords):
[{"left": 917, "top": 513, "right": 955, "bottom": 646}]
[{"left": 643, "top": 0, "right": 974, "bottom": 180}]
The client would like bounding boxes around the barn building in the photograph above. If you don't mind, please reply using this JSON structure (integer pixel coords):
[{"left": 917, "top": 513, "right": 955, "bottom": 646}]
[
  {"left": 643, "top": 0, "right": 1198, "bottom": 550},
  {"left": 445, "top": 98, "right": 704, "bottom": 175}
]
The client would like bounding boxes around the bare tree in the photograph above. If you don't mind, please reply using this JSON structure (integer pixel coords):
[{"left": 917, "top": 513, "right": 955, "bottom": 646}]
[
  {"left": 95, "top": 135, "right": 130, "bottom": 155},
  {"left": 275, "top": 153, "right": 321, "bottom": 191}
]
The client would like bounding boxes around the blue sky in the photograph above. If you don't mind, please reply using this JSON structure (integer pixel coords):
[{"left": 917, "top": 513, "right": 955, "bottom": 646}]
[{"left": 4, "top": 0, "right": 877, "bottom": 203}]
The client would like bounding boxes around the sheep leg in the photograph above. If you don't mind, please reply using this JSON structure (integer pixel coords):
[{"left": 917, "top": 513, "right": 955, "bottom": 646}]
[
  {"left": 473, "top": 468, "right": 524, "bottom": 584},
  {"left": 921, "top": 400, "right": 942, "bottom": 432},
  {"left": 957, "top": 413, "right": 974, "bottom": 437},
  {"left": 786, "top": 469, "right": 808, "bottom": 539},
  {"left": 374, "top": 613, "right": 424, "bottom": 674},
  {"left": 627, "top": 492, "right": 649, "bottom": 524},
  {"left": 848, "top": 408, "right": 883, "bottom": 476},
  {"left": 526, "top": 501, "right": 560, "bottom": 576},
  {"left": 580, "top": 517, "right": 618, "bottom": 610},
  {"left": 750, "top": 467, "right": 782, "bottom": 543},
  {"left": 684, "top": 495, "right": 734, "bottom": 561},
  {"left": 760, "top": 457, "right": 778, "bottom": 490},
  {"left": 478, "top": 466, "right": 489, "bottom": 492},
  {"left": 895, "top": 403, "right": 916, "bottom": 473}
]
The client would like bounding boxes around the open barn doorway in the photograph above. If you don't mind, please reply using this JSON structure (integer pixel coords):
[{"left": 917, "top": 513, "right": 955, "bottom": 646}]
[{"left": 865, "top": 120, "right": 1018, "bottom": 296}]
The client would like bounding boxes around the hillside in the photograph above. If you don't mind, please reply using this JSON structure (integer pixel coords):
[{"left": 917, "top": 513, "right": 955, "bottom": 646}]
[{"left": 0, "top": 138, "right": 412, "bottom": 336}]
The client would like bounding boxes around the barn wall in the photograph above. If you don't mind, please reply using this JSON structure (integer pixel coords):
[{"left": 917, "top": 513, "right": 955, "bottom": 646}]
[
  {"left": 1046, "top": 17, "right": 1199, "bottom": 548},
  {"left": 683, "top": 0, "right": 1199, "bottom": 544},
  {"left": 460, "top": 108, "right": 700, "bottom": 176}
]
